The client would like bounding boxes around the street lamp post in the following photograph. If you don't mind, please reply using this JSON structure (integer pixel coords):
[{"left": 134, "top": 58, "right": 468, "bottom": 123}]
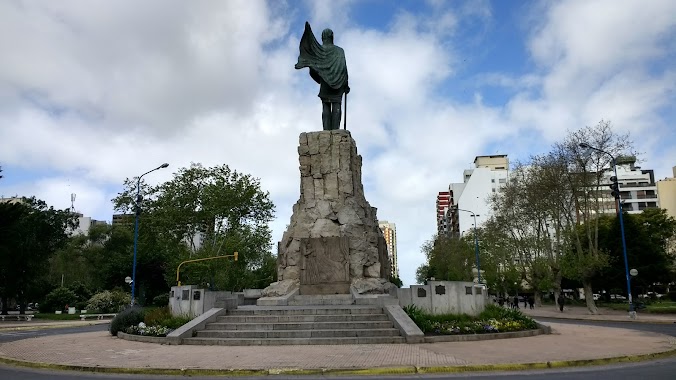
[
  {"left": 457, "top": 208, "right": 481, "bottom": 284},
  {"left": 131, "top": 163, "right": 169, "bottom": 306},
  {"left": 579, "top": 143, "right": 635, "bottom": 318}
]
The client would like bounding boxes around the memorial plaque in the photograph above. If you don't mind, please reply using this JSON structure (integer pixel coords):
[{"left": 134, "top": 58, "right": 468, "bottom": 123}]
[{"left": 300, "top": 236, "right": 350, "bottom": 294}]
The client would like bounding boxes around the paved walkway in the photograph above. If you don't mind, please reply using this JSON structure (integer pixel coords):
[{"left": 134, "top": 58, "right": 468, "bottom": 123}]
[{"left": 0, "top": 317, "right": 675, "bottom": 375}]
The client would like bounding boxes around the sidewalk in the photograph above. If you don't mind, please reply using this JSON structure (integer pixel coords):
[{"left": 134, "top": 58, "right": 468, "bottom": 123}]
[
  {"left": 0, "top": 321, "right": 674, "bottom": 375},
  {"left": 522, "top": 304, "right": 676, "bottom": 323}
]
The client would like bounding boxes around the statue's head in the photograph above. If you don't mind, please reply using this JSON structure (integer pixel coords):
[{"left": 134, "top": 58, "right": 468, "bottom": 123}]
[{"left": 321, "top": 28, "right": 334, "bottom": 44}]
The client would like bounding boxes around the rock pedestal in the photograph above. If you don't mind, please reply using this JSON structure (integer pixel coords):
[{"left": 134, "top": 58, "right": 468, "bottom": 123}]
[{"left": 264, "top": 130, "right": 391, "bottom": 296}]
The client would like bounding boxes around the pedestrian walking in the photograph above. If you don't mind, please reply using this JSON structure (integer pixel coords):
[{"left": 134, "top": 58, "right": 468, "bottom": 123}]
[
  {"left": 513, "top": 295, "right": 520, "bottom": 309},
  {"left": 523, "top": 297, "right": 528, "bottom": 309},
  {"left": 498, "top": 297, "right": 505, "bottom": 307},
  {"left": 557, "top": 295, "right": 565, "bottom": 312},
  {"left": 528, "top": 296, "right": 534, "bottom": 309}
]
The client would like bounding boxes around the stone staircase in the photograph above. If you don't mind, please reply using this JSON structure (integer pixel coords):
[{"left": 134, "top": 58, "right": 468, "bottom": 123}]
[{"left": 182, "top": 303, "right": 405, "bottom": 346}]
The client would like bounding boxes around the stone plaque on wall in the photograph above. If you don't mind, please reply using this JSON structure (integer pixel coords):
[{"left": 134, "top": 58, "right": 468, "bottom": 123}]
[{"left": 300, "top": 236, "right": 350, "bottom": 294}]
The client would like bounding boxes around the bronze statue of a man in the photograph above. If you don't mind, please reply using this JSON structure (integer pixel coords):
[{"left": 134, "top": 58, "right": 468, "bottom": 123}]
[{"left": 295, "top": 22, "right": 350, "bottom": 131}]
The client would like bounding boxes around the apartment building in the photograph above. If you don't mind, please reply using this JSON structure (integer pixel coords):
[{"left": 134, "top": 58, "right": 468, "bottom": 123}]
[
  {"left": 378, "top": 221, "right": 398, "bottom": 278},
  {"left": 599, "top": 156, "right": 659, "bottom": 214},
  {"left": 439, "top": 155, "right": 509, "bottom": 237},
  {"left": 657, "top": 166, "right": 676, "bottom": 219}
]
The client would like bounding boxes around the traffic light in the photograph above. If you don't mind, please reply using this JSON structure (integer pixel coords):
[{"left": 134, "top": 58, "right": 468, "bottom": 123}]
[{"left": 609, "top": 176, "right": 620, "bottom": 199}]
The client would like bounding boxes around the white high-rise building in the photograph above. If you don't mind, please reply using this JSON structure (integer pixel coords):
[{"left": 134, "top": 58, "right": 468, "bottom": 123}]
[
  {"left": 444, "top": 155, "right": 509, "bottom": 236},
  {"left": 378, "top": 221, "right": 398, "bottom": 278},
  {"left": 599, "top": 156, "right": 658, "bottom": 214}
]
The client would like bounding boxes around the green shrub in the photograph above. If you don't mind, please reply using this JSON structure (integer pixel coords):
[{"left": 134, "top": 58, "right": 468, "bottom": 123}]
[
  {"left": 152, "top": 293, "right": 169, "bottom": 307},
  {"left": 144, "top": 306, "right": 190, "bottom": 329},
  {"left": 402, "top": 305, "right": 433, "bottom": 332},
  {"left": 404, "top": 304, "right": 538, "bottom": 335},
  {"left": 110, "top": 307, "right": 145, "bottom": 336},
  {"left": 67, "top": 281, "right": 93, "bottom": 310},
  {"left": 87, "top": 290, "right": 131, "bottom": 313},
  {"left": 143, "top": 307, "right": 171, "bottom": 326},
  {"left": 41, "top": 287, "right": 77, "bottom": 313}
]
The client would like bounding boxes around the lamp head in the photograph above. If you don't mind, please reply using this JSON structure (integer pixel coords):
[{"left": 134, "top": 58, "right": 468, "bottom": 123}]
[
  {"left": 579, "top": 143, "right": 590, "bottom": 149},
  {"left": 160, "top": 163, "right": 169, "bottom": 169}
]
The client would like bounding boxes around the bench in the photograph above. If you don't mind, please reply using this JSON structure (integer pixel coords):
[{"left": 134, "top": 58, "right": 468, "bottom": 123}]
[
  {"left": 0, "top": 314, "right": 34, "bottom": 321},
  {"left": 79, "top": 313, "right": 116, "bottom": 321}
]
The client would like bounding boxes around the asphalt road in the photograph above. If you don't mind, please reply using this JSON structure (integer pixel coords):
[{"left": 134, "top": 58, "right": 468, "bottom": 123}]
[
  {"left": 536, "top": 316, "right": 676, "bottom": 336},
  {"left": 0, "top": 323, "right": 108, "bottom": 343},
  {"left": 1, "top": 321, "right": 675, "bottom": 379}
]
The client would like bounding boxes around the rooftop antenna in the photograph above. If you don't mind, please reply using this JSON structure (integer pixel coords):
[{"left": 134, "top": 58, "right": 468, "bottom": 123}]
[{"left": 70, "top": 193, "right": 76, "bottom": 213}]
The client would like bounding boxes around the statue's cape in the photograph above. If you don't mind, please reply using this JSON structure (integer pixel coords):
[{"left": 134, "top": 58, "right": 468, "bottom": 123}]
[{"left": 295, "top": 22, "right": 348, "bottom": 89}]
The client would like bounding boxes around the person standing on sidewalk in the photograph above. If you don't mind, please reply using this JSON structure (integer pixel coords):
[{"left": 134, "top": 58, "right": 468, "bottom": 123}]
[
  {"left": 513, "top": 295, "right": 520, "bottom": 309},
  {"left": 557, "top": 294, "right": 565, "bottom": 312},
  {"left": 528, "top": 296, "right": 535, "bottom": 309}
]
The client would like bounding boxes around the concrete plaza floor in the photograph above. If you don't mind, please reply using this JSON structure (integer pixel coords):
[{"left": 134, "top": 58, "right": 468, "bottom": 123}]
[{"left": 0, "top": 310, "right": 675, "bottom": 375}]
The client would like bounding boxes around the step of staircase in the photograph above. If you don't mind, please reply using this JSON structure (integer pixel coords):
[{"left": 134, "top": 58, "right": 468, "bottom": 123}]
[
  {"left": 182, "top": 305, "right": 404, "bottom": 346},
  {"left": 183, "top": 336, "right": 405, "bottom": 346},
  {"left": 288, "top": 294, "right": 354, "bottom": 306}
]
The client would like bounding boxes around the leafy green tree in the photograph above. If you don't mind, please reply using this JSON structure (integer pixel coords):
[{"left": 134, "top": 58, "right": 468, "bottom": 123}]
[
  {"left": 48, "top": 223, "right": 134, "bottom": 295},
  {"left": 593, "top": 209, "right": 676, "bottom": 296},
  {"left": 0, "top": 198, "right": 77, "bottom": 314},
  {"left": 113, "top": 163, "right": 275, "bottom": 300},
  {"left": 415, "top": 234, "right": 474, "bottom": 283},
  {"left": 485, "top": 162, "right": 562, "bottom": 304},
  {"left": 479, "top": 220, "right": 530, "bottom": 299},
  {"left": 481, "top": 120, "right": 637, "bottom": 313}
]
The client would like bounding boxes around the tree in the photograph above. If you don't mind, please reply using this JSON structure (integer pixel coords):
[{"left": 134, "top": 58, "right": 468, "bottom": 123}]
[
  {"left": 112, "top": 163, "right": 276, "bottom": 301},
  {"left": 415, "top": 234, "right": 474, "bottom": 283},
  {"left": 483, "top": 120, "right": 637, "bottom": 313},
  {"left": 479, "top": 218, "right": 534, "bottom": 299},
  {"left": 594, "top": 209, "right": 676, "bottom": 296},
  {"left": 0, "top": 197, "right": 77, "bottom": 314},
  {"left": 484, "top": 162, "right": 562, "bottom": 304},
  {"left": 558, "top": 121, "right": 638, "bottom": 313}
]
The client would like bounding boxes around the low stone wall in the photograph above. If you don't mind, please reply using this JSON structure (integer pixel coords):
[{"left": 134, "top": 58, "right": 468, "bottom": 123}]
[
  {"left": 398, "top": 281, "right": 488, "bottom": 316},
  {"left": 423, "top": 327, "right": 546, "bottom": 343},
  {"left": 117, "top": 331, "right": 167, "bottom": 344}
]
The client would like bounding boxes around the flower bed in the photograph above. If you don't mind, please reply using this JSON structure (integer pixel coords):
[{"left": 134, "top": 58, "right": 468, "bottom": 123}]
[
  {"left": 126, "top": 322, "right": 174, "bottom": 337},
  {"left": 404, "top": 304, "right": 538, "bottom": 335},
  {"left": 110, "top": 306, "right": 191, "bottom": 337}
]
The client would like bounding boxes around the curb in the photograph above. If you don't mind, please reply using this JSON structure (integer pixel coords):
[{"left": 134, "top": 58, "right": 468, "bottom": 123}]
[
  {"left": 1, "top": 348, "right": 675, "bottom": 376},
  {"left": 116, "top": 328, "right": 549, "bottom": 345}
]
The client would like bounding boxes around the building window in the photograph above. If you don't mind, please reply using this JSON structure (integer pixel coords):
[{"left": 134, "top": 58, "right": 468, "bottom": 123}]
[
  {"left": 499, "top": 178, "right": 506, "bottom": 183},
  {"left": 492, "top": 188, "right": 496, "bottom": 192},
  {"left": 491, "top": 179, "right": 495, "bottom": 183}
]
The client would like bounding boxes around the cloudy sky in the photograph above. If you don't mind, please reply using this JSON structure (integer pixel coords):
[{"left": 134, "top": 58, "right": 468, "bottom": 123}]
[{"left": 1, "top": 0, "right": 674, "bottom": 286}]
